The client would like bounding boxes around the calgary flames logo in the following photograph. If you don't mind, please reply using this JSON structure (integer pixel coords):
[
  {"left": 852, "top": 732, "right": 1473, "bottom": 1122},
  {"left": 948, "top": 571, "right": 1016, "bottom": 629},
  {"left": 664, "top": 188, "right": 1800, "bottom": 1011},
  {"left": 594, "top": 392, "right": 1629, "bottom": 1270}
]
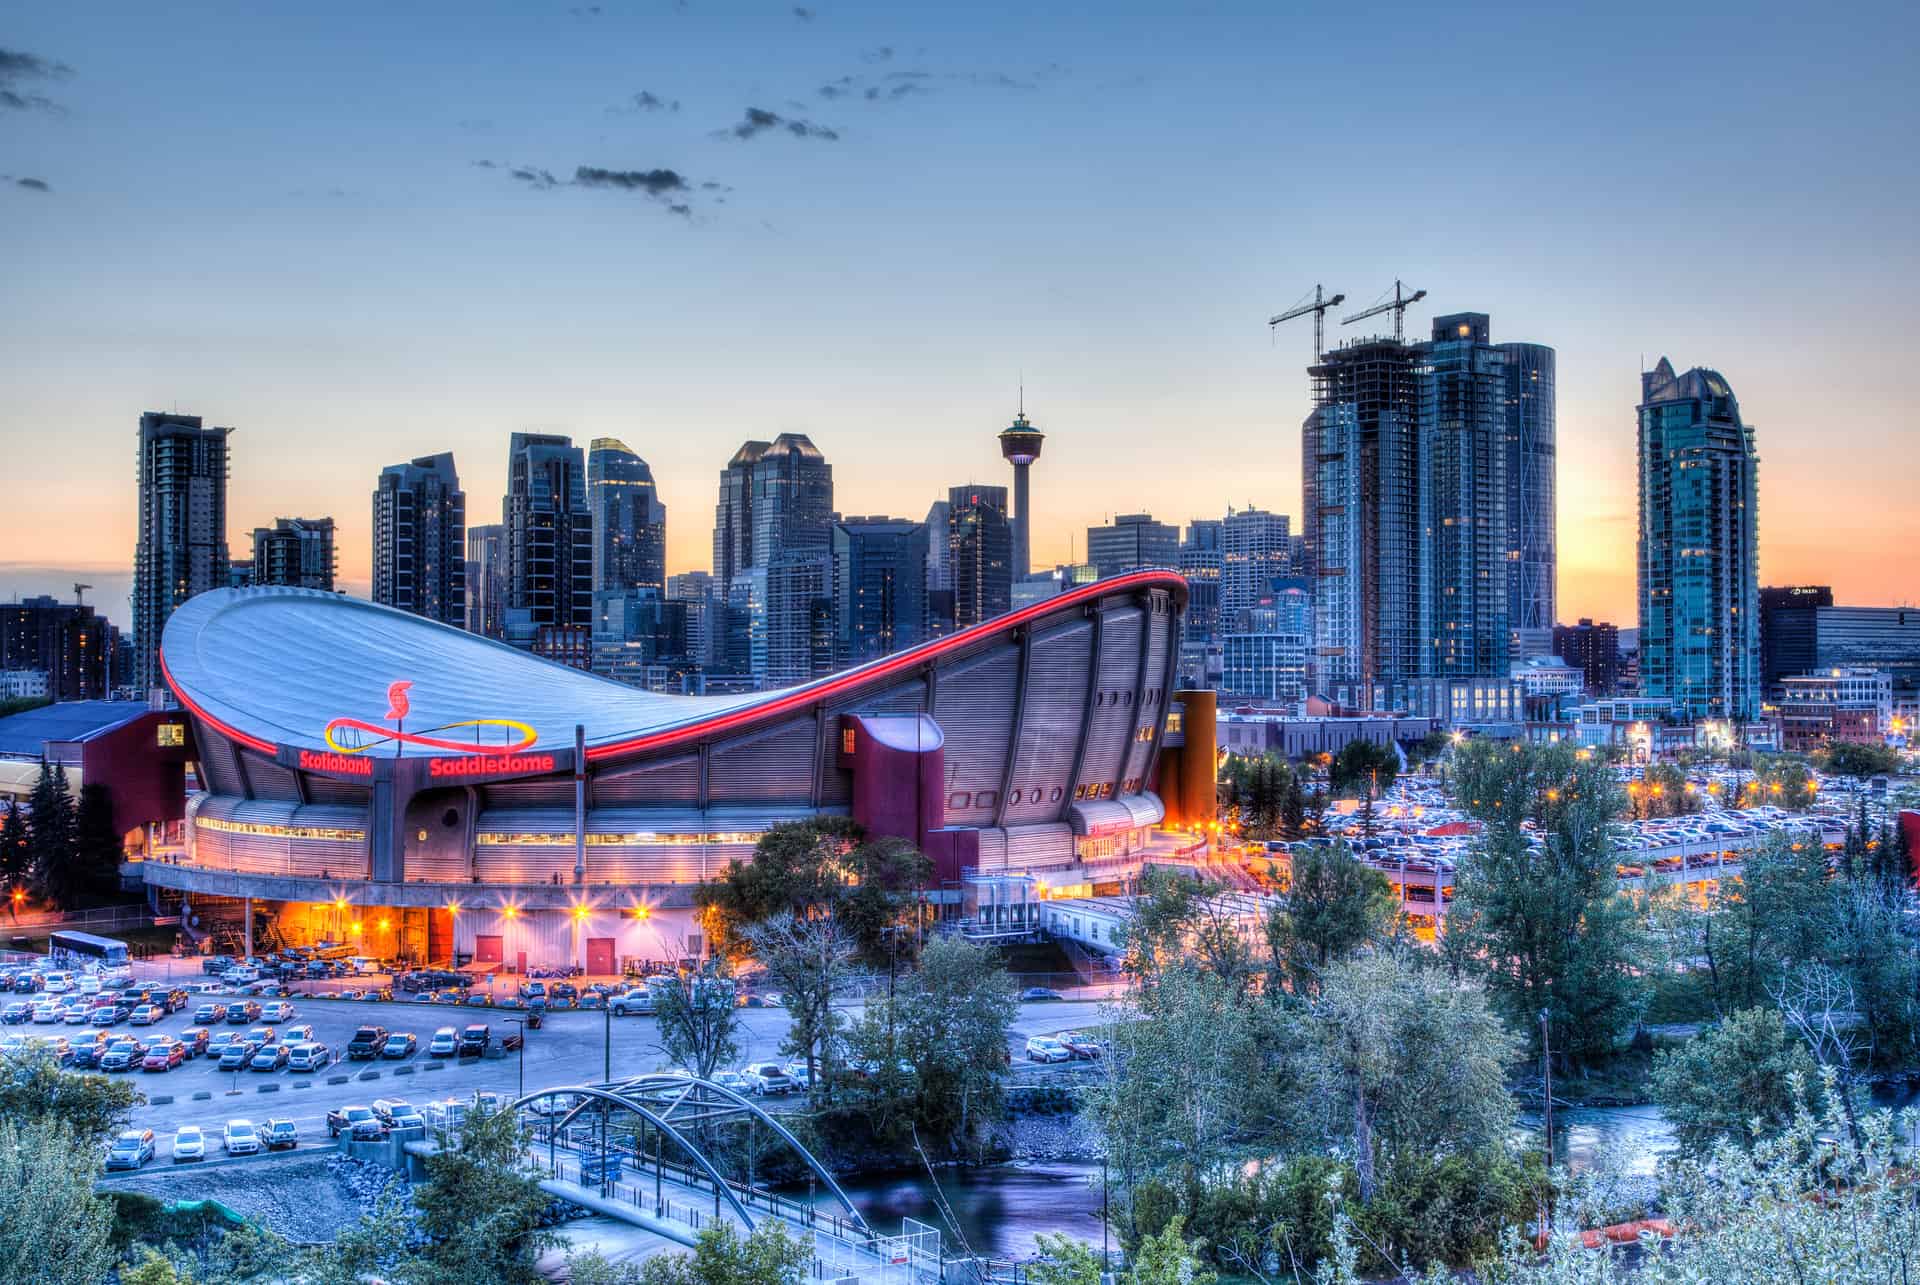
[{"left": 322, "top": 679, "right": 537, "bottom": 757}]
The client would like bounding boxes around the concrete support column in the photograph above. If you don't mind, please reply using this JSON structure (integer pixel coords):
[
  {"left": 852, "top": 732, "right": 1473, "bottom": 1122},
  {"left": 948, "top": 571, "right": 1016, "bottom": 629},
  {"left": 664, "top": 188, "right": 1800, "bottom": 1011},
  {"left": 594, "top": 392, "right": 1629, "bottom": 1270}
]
[{"left": 243, "top": 897, "right": 254, "bottom": 960}]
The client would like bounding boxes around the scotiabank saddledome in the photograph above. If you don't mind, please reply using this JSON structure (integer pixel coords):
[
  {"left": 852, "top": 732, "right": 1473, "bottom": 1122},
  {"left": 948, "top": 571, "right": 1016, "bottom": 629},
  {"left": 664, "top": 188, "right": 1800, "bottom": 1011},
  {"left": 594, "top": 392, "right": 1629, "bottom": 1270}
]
[{"left": 150, "top": 572, "right": 1208, "bottom": 970}]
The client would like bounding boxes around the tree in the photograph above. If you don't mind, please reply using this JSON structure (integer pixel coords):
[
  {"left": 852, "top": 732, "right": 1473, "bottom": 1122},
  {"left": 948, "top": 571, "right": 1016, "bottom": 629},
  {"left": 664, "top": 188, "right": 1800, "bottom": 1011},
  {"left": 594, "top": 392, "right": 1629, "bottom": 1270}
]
[
  {"left": 0, "top": 1118, "right": 116, "bottom": 1285},
  {"left": 1328, "top": 740, "right": 1398, "bottom": 834},
  {"left": 1630, "top": 762, "right": 1700, "bottom": 818},
  {"left": 0, "top": 1048, "right": 143, "bottom": 1148},
  {"left": 637, "top": 1221, "right": 809, "bottom": 1285},
  {"left": 70, "top": 783, "right": 123, "bottom": 904},
  {"left": 121, "top": 1250, "right": 185, "bottom": 1285},
  {"left": 654, "top": 958, "right": 744, "bottom": 1079},
  {"left": 0, "top": 797, "right": 28, "bottom": 887},
  {"left": 1743, "top": 754, "right": 1817, "bottom": 811},
  {"left": 407, "top": 1102, "right": 558, "bottom": 1284},
  {"left": 1814, "top": 740, "right": 1901, "bottom": 785},
  {"left": 1121, "top": 867, "right": 1254, "bottom": 989},
  {"left": 1650, "top": 1007, "right": 1821, "bottom": 1154},
  {"left": 1307, "top": 951, "right": 1518, "bottom": 1205},
  {"left": 1266, "top": 844, "right": 1396, "bottom": 995},
  {"left": 1030, "top": 1233, "right": 1104, "bottom": 1285},
  {"left": 26, "top": 761, "right": 75, "bottom": 904},
  {"left": 1697, "top": 832, "right": 1838, "bottom": 1016},
  {"left": 1444, "top": 741, "right": 1645, "bottom": 1069},
  {"left": 1126, "top": 1216, "right": 1217, "bottom": 1285},
  {"left": 849, "top": 935, "right": 1018, "bottom": 1151},
  {"left": 697, "top": 819, "right": 931, "bottom": 961},
  {"left": 743, "top": 913, "right": 862, "bottom": 1101}
]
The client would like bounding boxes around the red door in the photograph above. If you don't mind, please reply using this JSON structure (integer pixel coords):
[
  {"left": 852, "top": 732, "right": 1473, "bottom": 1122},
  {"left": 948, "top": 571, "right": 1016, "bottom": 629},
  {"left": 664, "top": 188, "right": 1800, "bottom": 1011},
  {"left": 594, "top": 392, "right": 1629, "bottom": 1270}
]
[
  {"left": 474, "top": 935, "right": 503, "bottom": 965},
  {"left": 585, "top": 937, "right": 615, "bottom": 976},
  {"left": 515, "top": 951, "right": 526, "bottom": 976}
]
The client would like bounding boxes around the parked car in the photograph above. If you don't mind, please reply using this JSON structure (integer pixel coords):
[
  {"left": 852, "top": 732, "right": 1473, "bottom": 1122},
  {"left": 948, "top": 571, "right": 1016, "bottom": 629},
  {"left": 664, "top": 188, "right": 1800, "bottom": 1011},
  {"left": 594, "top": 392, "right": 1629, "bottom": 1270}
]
[
  {"left": 372, "top": 1098, "right": 425, "bottom": 1129},
  {"left": 206, "top": 1030, "right": 242, "bottom": 1057},
  {"left": 171, "top": 1125, "right": 205, "bottom": 1162},
  {"left": 456, "top": 1024, "right": 490, "bottom": 1056},
  {"left": 128, "top": 1003, "right": 165, "bottom": 1026},
  {"left": 160, "top": 988, "right": 190, "bottom": 1013},
  {"left": 261, "top": 1001, "right": 295, "bottom": 1023},
  {"left": 287, "top": 1042, "right": 332, "bottom": 1072},
  {"left": 1053, "top": 1031, "right": 1104, "bottom": 1060},
  {"left": 100, "top": 1038, "right": 148, "bottom": 1071},
  {"left": 610, "top": 990, "right": 655, "bottom": 1017},
  {"left": 281, "top": 1023, "right": 317, "bottom": 1044},
  {"left": 264, "top": 1118, "right": 299, "bottom": 1151},
  {"left": 1024, "top": 1036, "right": 1072, "bottom": 1063},
  {"left": 1019, "top": 988, "right": 1066, "bottom": 1002},
  {"left": 105, "top": 1128, "right": 157, "bottom": 1170},
  {"left": 178, "top": 1027, "right": 211, "bottom": 1058},
  {"left": 427, "top": 1026, "right": 458, "bottom": 1057},
  {"left": 0, "top": 1001, "right": 29, "bottom": 1024},
  {"left": 218, "top": 1042, "right": 261, "bottom": 1071},
  {"left": 202, "top": 956, "right": 237, "bottom": 975},
  {"left": 227, "top": 1001, "right": 262, "bottom": 1025},
  {"left": 222, "top": 1119, "right": 261, "bottom": 1155},
  {"left": 381, "top": 1032, "right": 417, "bottom": 1059},
  {"left": 744, "top": 1063, "right": 796, "bottom": 1095},
  {"left": 245, "top": 1025, "right": 278, "bottom": 1046},
  {"left": 250, "top": 1044, "right": 289, "bottom": 1072},
  {"left": 141, "top": 1040, "right": 185, "bottom": 1071},
  {"left": 327, "top": 1104, "right": 385, "bottom": 1140},
  {"left": 346, "top": 1026, "right": 388, "bottom": 1059},
  {"left": 193, "top": 1002, "right": 228, "bottom": 1025},
  {"left": 88, "top": 1005, "right": 126, "bottom": 1027}
]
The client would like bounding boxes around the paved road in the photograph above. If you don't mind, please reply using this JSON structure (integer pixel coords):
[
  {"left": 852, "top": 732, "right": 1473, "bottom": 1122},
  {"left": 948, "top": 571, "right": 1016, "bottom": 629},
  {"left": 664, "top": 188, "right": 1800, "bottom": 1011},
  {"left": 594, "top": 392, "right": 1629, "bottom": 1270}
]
[{"left": 103, "top": 992, "right": 1110, "bottom": 1168}]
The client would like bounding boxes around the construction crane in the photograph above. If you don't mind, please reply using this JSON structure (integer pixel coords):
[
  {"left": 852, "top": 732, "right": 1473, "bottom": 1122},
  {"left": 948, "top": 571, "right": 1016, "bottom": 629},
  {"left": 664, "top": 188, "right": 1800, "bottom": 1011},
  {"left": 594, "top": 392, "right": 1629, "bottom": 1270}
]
[
  {"left": 1341, "top": 279, "right": 1427, "bottom": 342},
  {"left": 72, "top": 583, "right": 91, "bottom": 605},
  {"left": 1268, "top": 284, "right": 1345, "bottom": 360}
]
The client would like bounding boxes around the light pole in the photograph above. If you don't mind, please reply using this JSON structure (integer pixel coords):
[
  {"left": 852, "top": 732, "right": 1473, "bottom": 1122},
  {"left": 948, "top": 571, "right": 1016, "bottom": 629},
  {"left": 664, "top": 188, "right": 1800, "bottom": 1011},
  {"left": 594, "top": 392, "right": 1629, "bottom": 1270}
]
[{"left": 506, "top": 1016, "right": 527, "bottom": 1100}]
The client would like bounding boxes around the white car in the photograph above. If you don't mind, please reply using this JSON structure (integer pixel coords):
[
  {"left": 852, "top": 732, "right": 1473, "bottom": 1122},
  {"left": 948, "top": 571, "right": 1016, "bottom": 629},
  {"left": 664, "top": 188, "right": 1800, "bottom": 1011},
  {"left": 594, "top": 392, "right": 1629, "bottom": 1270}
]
[
  {"left": 129, "top": 1004, "right": 165, "bottom": 1026},
  {"left": 427, "top": 1027, "right": 459, "bottom": 1057},
  {"left": 172, "top": 1125, "right": 206, "bottom": 1162},
  {"left": 261, "top": 1001, "right": 295, "bottom": 1023},
  {"left": 287, "top": 1042, "right": 331, "bottom": 1072},
  {"left": 222, "top": 1119, "right": 261, "bottom": 1155},
  {"left": 282, "top": 1023, "right": 317, "bottom": 1044},
  {"left": 77, "top": 975, "right": 102, "bottom": 996},
  {"left": 1025, "top": 1036, "right": 1072, "bottom": 1063},
  {"left": 42, "top": 972, "right": 73, "bottom": 994},
  {"left": 744, "top": 1063, "right": 797, "bottom": 1095}
]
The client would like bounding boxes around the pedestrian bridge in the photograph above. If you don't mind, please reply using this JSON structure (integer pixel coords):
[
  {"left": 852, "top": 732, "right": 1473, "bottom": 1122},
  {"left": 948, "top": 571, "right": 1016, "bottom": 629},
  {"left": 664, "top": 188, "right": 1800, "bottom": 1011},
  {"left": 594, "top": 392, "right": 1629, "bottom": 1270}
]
[{"left": 407, "top": 1073, "right": 947, "bottom": 1284}]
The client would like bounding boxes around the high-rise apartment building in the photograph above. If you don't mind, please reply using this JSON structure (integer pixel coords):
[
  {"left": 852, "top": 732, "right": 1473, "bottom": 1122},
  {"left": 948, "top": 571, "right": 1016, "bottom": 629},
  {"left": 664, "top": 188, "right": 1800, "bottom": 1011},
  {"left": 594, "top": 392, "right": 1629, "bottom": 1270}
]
[
  {"left": 1502, "top": 340, "right": 1557, "bottom": 646},
  {"left": 0, "top": 596, "right": 118, "bottom": 701},
  {"left": 1178, "top": 519, "right": 1223, "bottom": 643},
  {"left": 133, "top": 411, "right": 232, "bottom": 691},
  {"left": 251, "top": 517, "right": 337, "bottom": 591},
  {"left": 1086, "top": 513, "right": 1179, "bottom": 581},
  {"left": 503, "top": 433, "right": 593, "bottom": 648},
  {"left": 948, "top": 485, "right": 1012, "bottom": 629},
  {"left": 1637, "top": 358, "right": 1761, "bottom": 720},
  {"left": 833, "top": 517, "right": 929, "bottom": 665},
  {"left": 373, "top": 453, "right": 466, "bottom": 626},
  {"left": 1552, "top": 618, "right": 1621, "bottom": 696},
  {"left": 1419, "top": 314, "right": 1508, "bottom": 679},
  {"left": 588, "top": 438, "right": 667, "bottom": 596},
  {"left": 465, "top": 523, "right": 505, "bottom": 639}
]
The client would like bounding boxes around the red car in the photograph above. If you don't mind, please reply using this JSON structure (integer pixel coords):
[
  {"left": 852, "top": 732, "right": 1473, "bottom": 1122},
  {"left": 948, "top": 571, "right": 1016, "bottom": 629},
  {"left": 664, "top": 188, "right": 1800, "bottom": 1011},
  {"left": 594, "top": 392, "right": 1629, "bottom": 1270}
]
[{"left": 141, "top": 1040, "right": 185, "bottom": 1071}]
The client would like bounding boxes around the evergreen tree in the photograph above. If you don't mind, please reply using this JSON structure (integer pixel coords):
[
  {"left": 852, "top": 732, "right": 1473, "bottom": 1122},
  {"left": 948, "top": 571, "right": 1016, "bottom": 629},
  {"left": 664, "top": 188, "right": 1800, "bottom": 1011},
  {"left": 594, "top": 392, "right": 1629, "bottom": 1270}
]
[
  {"left": 0, "top": 798, "right": 29, "bottom": 887},
  {"left": 71, "top": 784, "right": 124, "bottom": 905},
  {"left": 26, "top": 762, "right": 76, "bottom": 905}
]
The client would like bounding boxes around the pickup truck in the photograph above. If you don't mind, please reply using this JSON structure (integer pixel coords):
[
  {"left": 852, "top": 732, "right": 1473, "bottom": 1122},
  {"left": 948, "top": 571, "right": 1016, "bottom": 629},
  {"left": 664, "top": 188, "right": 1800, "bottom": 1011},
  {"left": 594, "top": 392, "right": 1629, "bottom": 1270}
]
[
  {"left": 345, "top": 1026, "right": 388, "bottom": 1060},
  {"left": 609, "top": 989, "right": 655, "bottom": 1017},
  {"left": 326, "top": 1104, "right": 386, "bottom": 1140}
]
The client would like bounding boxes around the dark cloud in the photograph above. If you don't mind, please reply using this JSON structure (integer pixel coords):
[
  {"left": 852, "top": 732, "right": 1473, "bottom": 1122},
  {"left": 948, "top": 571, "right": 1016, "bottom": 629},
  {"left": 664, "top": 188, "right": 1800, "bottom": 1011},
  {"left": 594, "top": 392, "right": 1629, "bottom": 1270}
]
[
  {"left": 612, "top": 90, "right": 681, "bottom": 115},
  {"left": 864, "top": 82, "right": 928, "bottom": 102},
  {"left": 817, "top": 75, "right": 853, "bottom": 100},
  {"left": 724, "top": 107, "right": 838, "bottom": 142},
  {"left": 0, "top": 46, "right": 74, "bottom": 114},
  {"left": 574, "top": 166, "right": 689, "bottom": 196},
  {"left": 14, "top": 177, "right": 50, "bottom": 192},
  {"left": 862, "top": 46, "right": 893, "bottom": 62},
  {"left": 792, "top": 6, "right": 814, "bottom": 19},
  {"left": 885, "top": 71, "right": 932, "bottom": 81},
  {"left": 569, "top": 5, "right": 603, "bottom": 16},
  {"left": 667, "top": 203, "right": 691, "bottom": 217},
  {"left": 510, "top": 166, "right": 560, "bottom": 189},
  {"left": 471, "top": 159, "right": 499, "bottom": 169}
]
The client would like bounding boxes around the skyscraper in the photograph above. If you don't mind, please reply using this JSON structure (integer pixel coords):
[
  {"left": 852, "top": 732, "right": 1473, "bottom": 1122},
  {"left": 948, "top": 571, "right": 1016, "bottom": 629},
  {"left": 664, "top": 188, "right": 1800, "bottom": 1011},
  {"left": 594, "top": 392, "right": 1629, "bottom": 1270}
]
[
  {"left": 1419, "top": 314, "right": 1508, "bottom": 678},
  {"left": 751, "top": 433, "right": 834, "bottom": 563},
  {"left": 133, "top": 411, "right": 231, "bottom": 691},
  {"left": 710, "top": 433, "right": 834, "bottom": 686},
  {"left": 1220, "top": 508, "right": 1291, "bottom": 625},
  {"left": 713, "top": 441, "right": 768, "bottom": 589},
  {"left": 373, "top": 453, "right": 466, "bottom": 626},
  {"left": 1637, "top": 358, "right": 1761, "bottom": 720},
  {"left": 1086, "top": 513, "right": 1179, "bottom": 580},
  {"left": 667, "top": 571, "right": 719, "bottom": 670},
  {"left": 251, "top": 517, "right": 337, "bottom": 590},
  {"left": 0, "top": 596, "right": 118, "bottom": 701},
  {"left": 1304, "top": 338, "right": 1421, "bottom": 706},
  {"left": 1552, "top": 618, "right": 1620, "bottom": 696},
  {"left": 948, "top": 485, "right": 1012, "bottom": 628},
  {"left": 833, "top": 517, "right": 930, "bottom": 664},
  {"left": 1501, "top": 339, "right": 1557, "bottom": 648},
  {"left": 998, "top": 408, "right": 1046, "bottom": 581},
  {"left": 1178, "top": 519, "right": 1223, "bottom": 643},
  {"left": 588, "top": 438, "right": 667, "bottom": 596},
  {"left": 465, "top": 523, "right": 505, "bottom": 639},
  {"left": 503, "top": 433, "right": 593, "bottom": 649}
]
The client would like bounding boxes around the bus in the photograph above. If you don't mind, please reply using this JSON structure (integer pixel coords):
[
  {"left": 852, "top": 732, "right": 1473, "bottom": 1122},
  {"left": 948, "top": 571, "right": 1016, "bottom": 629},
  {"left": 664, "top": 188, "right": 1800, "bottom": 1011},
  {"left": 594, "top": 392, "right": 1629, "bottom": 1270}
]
[{"left": 47, "top": 930, "right": 130, "bottom": 969}]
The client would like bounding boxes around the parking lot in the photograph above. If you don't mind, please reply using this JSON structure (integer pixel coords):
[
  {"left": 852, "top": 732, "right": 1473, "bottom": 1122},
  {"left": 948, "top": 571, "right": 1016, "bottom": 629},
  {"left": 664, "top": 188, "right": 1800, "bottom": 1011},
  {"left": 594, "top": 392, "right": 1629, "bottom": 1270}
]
[{"left": 42, "top": 983, "right": 1109, "bottom": 1169}]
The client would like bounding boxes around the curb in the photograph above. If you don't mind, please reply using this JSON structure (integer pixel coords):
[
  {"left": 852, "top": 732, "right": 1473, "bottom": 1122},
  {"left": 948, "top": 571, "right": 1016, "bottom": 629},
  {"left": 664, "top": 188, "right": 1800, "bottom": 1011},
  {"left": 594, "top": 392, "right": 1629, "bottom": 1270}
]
[
  {"left": 327, "top": 1075, "right": 350, "bottom": 1085},
  {"left": 292, "top": 1081, "right": 312, "bottom": 1090},
  {"left": 258, "top": 1083, "right": 280, "bottom": 1093},
  {"left": 149, "top": 1095, "right": 174, "bottom": 1106},
  {"left": 393, "top": 1066, "right": 414, "bottom": 1076},
  {"left": 357, "top": 1070, "right": 380, "bottom": 1081},
  {"left": 422, "top": 1063, "right": 444, "bottom": 1073}
]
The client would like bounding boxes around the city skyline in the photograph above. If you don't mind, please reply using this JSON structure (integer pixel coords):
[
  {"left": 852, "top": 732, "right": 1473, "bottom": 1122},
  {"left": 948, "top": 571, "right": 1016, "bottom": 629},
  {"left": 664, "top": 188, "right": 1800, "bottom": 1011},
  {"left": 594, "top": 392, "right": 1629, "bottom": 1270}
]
[{"left": 6, "top": 1, "right": 1919, "bottom": 630}]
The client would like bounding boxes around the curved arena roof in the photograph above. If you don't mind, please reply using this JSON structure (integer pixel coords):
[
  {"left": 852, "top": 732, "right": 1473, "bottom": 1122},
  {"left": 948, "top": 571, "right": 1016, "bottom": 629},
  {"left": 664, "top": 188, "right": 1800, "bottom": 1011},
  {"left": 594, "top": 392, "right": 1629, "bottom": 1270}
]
[{"left": 160, "top": 569, "right": 1187, "bottom": 765}]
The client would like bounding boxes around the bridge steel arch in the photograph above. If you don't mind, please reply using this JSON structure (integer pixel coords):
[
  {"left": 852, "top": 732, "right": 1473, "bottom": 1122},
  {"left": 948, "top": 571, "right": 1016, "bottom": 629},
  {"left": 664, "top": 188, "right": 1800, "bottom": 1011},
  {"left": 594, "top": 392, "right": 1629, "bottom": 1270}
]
[
  {"left": 509, "top": 1084, "right": 757, "bottom": 1231},
  {"left": 613, "top": 1072, "right": 872, "bottom": 1234}
]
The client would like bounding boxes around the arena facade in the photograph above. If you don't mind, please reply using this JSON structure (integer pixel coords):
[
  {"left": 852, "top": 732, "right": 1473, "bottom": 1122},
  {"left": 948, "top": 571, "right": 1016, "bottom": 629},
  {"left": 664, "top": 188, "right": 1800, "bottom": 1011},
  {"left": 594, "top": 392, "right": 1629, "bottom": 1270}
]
[{"left": 144, "top": 571, "right": 1212, "bottom": 971}]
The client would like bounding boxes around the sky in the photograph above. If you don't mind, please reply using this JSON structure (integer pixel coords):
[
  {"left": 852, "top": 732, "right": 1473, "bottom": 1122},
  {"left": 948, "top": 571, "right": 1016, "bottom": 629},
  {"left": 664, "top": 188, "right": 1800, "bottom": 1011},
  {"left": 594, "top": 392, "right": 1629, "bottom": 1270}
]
[{"left": 3, "top": 0, "right": 1918, "bottom": 633}]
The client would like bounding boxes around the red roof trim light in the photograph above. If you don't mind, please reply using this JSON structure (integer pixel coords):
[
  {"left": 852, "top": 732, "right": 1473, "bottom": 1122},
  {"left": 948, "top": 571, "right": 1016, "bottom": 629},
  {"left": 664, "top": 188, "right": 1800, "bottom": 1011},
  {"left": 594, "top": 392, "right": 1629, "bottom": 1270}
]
[
  {"left": 158, "top": 647, "right": 277, "bottom": 756},
  {"left": 584, "top": 569, "right": 1184, "bottom": 764}
]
